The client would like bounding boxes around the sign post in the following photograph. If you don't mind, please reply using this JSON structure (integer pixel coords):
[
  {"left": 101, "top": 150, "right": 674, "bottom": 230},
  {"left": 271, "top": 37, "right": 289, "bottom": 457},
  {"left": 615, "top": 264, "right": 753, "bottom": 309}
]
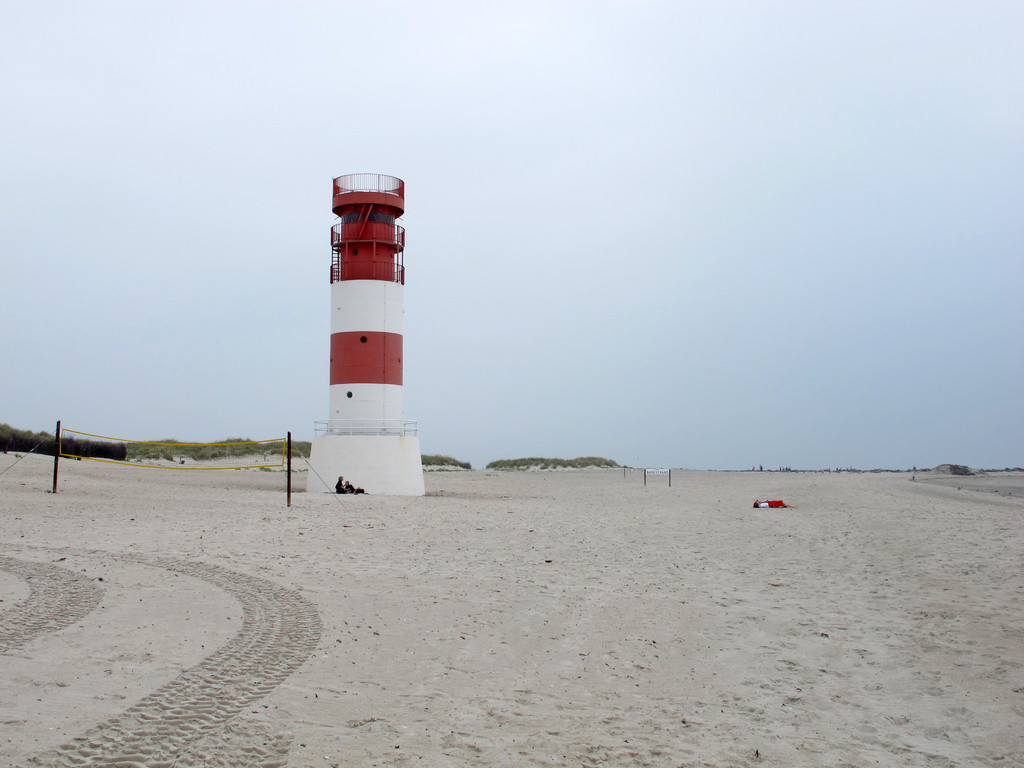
[
  {"left": 644, "top": 468, "right": 671, "bottom": 487},
  {"left": 52, "top": 420, "right": 60, "bottom": 494}
]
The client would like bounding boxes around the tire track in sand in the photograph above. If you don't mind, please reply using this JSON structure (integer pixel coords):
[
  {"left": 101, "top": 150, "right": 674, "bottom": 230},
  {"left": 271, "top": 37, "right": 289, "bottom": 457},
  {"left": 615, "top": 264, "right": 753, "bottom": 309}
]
[
  {"left": 21, "top": 555, "right": 322, "bottom": 768},
  {"left": 0, "top": 555, "right": 104, "bottom": 655}
]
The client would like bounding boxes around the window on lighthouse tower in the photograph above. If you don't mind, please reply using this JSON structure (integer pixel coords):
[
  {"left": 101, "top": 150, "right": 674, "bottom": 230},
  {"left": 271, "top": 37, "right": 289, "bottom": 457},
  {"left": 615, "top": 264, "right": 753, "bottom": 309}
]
[{"left": 338, "top": 211, "right": 395, "bottom": 225}]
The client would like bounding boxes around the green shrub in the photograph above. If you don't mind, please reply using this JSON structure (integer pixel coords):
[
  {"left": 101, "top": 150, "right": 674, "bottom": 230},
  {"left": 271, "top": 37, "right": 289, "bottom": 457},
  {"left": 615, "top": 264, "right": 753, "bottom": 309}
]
[
  {"left": 125, "top": 438, "right": 290, "bottom": 462},
  {"left": 422, "top": 454, "right": 472, "bottom": 469}
]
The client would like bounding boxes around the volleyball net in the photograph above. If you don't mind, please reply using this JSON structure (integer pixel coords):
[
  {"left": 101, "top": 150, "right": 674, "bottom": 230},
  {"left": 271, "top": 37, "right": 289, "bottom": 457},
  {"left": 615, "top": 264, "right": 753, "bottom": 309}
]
[{"left": 59, "top": 429, "right": 287, "bottom": 470}]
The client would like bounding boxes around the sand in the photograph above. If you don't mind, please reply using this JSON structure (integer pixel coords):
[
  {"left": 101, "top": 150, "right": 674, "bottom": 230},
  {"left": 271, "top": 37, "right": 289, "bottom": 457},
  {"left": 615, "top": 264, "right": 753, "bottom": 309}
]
[{"left": 1, "top": 453, "right": 1022, "bottom": 767}]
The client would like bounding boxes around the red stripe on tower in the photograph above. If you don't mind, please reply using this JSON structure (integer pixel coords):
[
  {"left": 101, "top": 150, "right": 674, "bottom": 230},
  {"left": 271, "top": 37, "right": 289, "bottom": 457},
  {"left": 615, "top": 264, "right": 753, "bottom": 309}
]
[{"left": 330, "top": 331, "right": 403, "bottom": 386}]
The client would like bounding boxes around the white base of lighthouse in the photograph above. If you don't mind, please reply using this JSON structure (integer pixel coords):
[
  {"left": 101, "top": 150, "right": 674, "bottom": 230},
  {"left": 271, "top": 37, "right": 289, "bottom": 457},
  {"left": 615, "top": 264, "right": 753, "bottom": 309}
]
[{"left": 306, "top": 435, "right": 424, "bottom": 496}]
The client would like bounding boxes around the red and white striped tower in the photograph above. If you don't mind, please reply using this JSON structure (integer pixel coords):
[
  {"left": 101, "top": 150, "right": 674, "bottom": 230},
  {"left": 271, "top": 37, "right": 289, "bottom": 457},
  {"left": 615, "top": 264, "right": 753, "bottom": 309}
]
[{"left": 307, "top": 173, "right": 424, "bottom": 495}]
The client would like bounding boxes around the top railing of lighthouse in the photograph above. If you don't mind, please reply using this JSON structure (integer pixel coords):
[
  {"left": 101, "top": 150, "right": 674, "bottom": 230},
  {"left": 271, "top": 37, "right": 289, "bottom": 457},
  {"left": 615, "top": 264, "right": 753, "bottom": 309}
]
[{"left": 333, "top": 174, "right": 404, "bottom": 202}]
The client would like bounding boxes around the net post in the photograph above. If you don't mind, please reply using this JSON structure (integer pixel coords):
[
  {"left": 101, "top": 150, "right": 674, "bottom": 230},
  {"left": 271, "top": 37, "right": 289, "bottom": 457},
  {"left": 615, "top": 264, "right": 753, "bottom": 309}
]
[
  {"left": 286, "top": 432, "right": 292, "bottom": 507},
  {"left": 644, "top": 469, "right": 647, "bottom": 487},
  {"left": 669, "top": 469, "right": 671, "bottom": 487},
  {"left": 52, "top": 420, "right": 61, "bottom": 494}
]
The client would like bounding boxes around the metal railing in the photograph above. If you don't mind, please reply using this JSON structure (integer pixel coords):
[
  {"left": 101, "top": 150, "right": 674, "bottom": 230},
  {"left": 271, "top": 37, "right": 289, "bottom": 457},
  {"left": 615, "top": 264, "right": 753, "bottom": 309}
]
[
  {"left": 332, "top": 221, "right": 405, "bottom": 251},
  {"left": 314, "top": 419, "right": 418, "bottom": 437},
  {"left": 333, "top": 173, "right": 404, "bottom": 199},
  {"left": 330, "top": 258, "right": 404, "bottom": 284}
]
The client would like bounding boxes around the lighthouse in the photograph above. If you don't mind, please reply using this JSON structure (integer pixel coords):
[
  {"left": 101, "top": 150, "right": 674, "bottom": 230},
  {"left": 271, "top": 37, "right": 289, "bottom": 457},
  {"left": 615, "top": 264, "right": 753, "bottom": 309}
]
[{"left": 306, "top": 173, "right": 424, "bottom": 495}]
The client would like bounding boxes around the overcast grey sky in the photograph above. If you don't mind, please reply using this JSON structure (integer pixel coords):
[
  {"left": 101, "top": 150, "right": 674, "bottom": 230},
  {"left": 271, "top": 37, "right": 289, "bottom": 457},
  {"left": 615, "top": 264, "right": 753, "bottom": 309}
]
[{"left": 2, "top": 1, "right": 1021, "bottom": 470}]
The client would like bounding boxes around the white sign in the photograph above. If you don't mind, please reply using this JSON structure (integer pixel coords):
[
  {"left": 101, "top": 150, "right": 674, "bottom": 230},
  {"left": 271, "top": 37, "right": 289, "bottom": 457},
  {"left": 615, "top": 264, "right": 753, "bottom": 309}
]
[{"left": 645, "top": 468, "right": 670, "bottom": 475}]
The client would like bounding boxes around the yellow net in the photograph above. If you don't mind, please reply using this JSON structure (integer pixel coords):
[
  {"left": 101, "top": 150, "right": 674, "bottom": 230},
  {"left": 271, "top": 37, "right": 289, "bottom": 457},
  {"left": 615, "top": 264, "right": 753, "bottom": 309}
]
[{"left": 60, "top": 429, "right": 286, "bottom": 470}]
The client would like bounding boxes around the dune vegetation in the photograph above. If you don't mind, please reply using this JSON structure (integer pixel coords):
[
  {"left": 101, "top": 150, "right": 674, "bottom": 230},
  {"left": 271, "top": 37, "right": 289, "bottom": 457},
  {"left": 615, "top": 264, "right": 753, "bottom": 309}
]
[
  {"left": 485, "top": 456, "right": 620, "bottom": 470},
  {"left": 421, "top": 454, "right": 472, "bottom": 469}
]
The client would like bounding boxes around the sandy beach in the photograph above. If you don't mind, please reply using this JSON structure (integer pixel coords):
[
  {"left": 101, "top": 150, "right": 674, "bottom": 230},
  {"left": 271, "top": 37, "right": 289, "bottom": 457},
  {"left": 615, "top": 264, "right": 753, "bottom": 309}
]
[{"left": 1, "top": 453, "right": 1021, "bottom": 767}]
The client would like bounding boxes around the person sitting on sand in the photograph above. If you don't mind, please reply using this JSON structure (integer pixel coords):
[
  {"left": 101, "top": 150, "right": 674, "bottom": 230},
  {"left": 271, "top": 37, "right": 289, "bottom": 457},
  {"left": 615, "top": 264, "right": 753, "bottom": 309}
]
[
  {"left": 753, "top": 499, "right": 791, "bottom": 508},
  {"left": 336, "top": 476, "right": 365, "bottom": 494}
]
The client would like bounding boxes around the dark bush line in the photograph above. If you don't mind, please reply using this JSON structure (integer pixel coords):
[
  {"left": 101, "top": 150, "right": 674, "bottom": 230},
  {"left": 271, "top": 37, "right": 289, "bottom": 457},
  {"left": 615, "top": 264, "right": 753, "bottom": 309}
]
[
  {"left": 0, "top": 424, "right": 56, "bottom": 456},
  {"left": 62, "top": 435, "right": 128, "bottom": 460},
  {"left": 0, "top": 424, "right": 127, "bottom": 460}
]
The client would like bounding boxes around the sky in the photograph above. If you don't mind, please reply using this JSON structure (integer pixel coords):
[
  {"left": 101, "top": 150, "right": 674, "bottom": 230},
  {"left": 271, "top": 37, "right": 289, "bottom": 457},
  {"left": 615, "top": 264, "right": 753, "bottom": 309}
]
[{"left": 2, "top": 1, "right": 1021, "bottom": 471}]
